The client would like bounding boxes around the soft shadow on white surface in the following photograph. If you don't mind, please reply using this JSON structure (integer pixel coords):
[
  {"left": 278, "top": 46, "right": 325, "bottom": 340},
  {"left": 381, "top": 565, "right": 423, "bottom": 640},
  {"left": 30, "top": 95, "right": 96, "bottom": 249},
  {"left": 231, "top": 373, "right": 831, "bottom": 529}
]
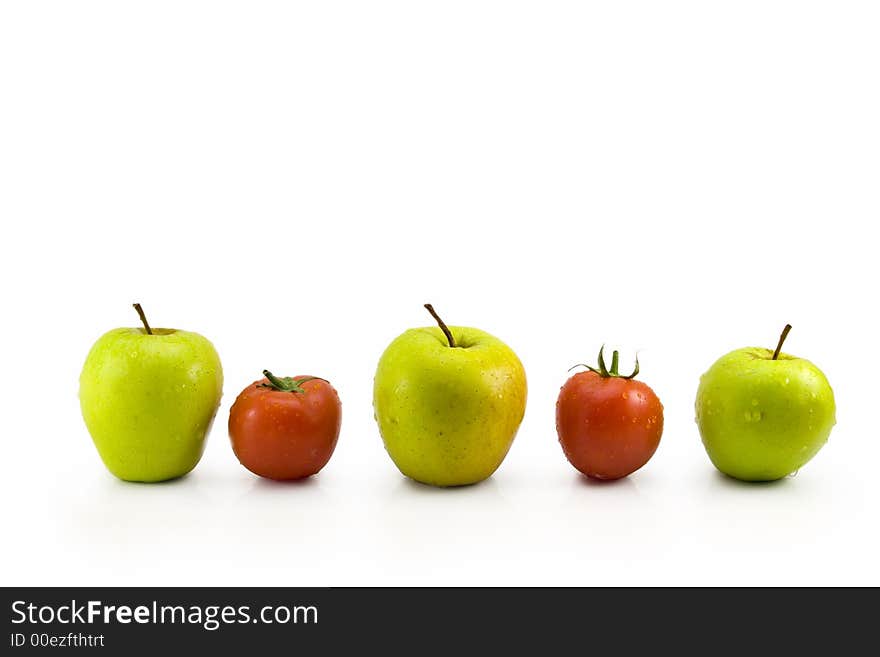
[{"left": 0, "top": 448, "right": 871, "bottom": 586}]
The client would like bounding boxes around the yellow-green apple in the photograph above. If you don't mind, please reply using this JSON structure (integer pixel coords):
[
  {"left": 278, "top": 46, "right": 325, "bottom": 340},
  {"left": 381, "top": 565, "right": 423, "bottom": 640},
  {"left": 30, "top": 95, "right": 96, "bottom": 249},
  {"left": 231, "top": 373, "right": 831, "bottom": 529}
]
[
  {"left": 695, "top": 325, "right": 836, "bottom": 481},
  {"left": 373, "top": 304, "right": 527, "bottom": 487},
  {"left": 79, "top": 304, "right": 223, "bottom": 482}
]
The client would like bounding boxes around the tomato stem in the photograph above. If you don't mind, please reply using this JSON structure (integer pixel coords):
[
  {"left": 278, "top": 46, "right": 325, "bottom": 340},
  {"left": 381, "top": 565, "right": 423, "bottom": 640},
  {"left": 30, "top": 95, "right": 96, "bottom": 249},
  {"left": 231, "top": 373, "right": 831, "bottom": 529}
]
[
  {"left": 132, "top": 303, "right": 153, "bottom": 335},
  {"left": 772, "top": 324, "right": 792, "bottom": 360},
  {"left": 260, "top": 370, "right": 325, "bottom": 394},
  {"left": 570, "top": 346, "right": 640, "bottom": 379},
  {"left": 424, "top": 303, "right": 456, "bottom": 348}
]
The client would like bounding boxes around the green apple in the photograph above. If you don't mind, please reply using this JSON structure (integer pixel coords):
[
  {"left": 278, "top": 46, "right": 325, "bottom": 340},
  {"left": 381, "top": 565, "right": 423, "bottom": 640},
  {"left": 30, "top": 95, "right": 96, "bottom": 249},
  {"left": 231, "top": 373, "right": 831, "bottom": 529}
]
[
  {"left": 695, "top": 325, "right": 835, "bottom": 481},
  {"left": 373, "top": 304, "right": 527, "bottom": 487},
  {"left": 79, "top": 304, "right": 223, "bottom": 482}
]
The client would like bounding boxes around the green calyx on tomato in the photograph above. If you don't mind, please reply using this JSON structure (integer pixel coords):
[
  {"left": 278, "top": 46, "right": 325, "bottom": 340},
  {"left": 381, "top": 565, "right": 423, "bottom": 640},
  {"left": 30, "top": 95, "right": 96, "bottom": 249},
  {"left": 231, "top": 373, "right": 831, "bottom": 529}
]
[
  {"left": 569, "top": 345, "right": 640, "bottom": 379},
  {"left": 259, "top": 370, "right": 326, "bottom": 394}
]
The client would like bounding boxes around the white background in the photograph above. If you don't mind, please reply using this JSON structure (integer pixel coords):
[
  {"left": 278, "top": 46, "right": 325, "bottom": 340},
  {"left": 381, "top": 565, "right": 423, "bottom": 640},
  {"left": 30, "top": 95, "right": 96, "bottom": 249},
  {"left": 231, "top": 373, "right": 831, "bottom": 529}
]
[{"left": 1, "top": 1, "right": 878, "bottom": 586}]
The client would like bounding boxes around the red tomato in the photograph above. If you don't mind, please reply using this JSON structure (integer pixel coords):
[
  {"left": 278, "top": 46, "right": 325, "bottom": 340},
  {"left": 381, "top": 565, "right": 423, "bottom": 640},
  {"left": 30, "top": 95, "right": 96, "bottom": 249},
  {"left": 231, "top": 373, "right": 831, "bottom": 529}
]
[
  {"left": 228, "top": 371, "right": 341, "bottom": 481},
  {"left": 556, "top": 349, "right": 663, "bottom": 480}
]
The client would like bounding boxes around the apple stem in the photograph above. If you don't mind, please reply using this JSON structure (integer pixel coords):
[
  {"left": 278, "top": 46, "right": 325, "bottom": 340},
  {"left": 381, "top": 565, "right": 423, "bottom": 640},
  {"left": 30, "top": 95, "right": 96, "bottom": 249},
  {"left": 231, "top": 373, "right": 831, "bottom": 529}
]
[
  {"left": 772, "top": 324, "right": 793, "bottom": 360},
  {"left": 424, "top": 303, "right": 456, "bottom": 348},
  {"left": 132, "top": 303, "right": 153, "bottom": 335}
]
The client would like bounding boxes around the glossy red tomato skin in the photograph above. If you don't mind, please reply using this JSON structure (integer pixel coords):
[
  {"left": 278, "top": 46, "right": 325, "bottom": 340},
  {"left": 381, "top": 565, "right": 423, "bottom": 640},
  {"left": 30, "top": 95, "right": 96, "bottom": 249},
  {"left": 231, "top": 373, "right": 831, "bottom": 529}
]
[
  {"left": 228, "top": 376, "right": 341, "bottom": 481},
  {"left": 556, "top": 371, "right": 663, "bottom": 480}
]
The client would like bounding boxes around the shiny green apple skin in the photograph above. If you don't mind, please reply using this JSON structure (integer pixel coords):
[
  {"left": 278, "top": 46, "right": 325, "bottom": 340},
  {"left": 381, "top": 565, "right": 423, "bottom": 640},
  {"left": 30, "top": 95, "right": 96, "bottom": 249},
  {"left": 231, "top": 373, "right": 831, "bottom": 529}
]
[
  {"left": 374, "top": 326, "right": 527, "bottom": 487},
  {"left": 695, "top": 347, "right": 835, "bottom": 482},
  {"left": 79, "top": 328, "right": 223, "bottom": 482}
]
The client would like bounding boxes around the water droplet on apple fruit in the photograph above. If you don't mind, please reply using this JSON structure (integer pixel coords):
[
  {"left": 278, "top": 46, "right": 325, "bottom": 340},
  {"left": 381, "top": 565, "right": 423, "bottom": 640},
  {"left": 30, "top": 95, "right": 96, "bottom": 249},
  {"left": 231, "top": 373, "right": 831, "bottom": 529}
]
[
  {"left": 621, "top": 392, "right": 629, "bottom": 400},
  {"left": 751, "top": 399, "right": 759, "bottom": 406}
]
